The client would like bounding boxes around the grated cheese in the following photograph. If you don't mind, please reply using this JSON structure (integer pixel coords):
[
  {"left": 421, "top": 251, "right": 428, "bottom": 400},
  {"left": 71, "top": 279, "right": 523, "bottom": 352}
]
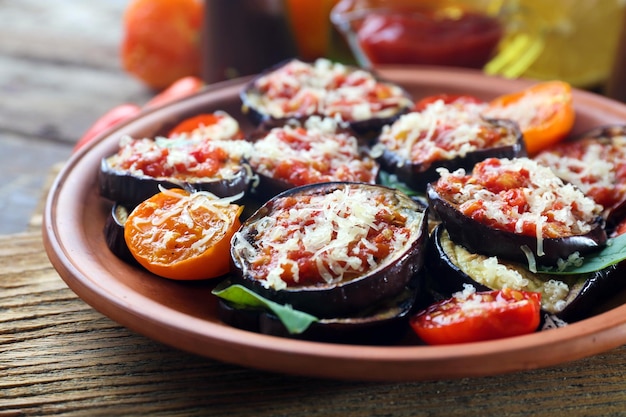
[
  {"left": 435, "top": 158, "right": 603, "bottom": 258},
  {"left": 442, "top": 229, "right": 575, "bottom": 313},
  {"left": 248, "top": 58, "right": 412, "bottom": 121},
  {"left": 378, "top": 98, "right": 516, "bottom": 164},
  {"left": 249, "top": 116, "right": 377, "bottom": 185},
  {"left": 534, "top": 135, "right": 626, "bottom": 213},
  {"left": 232, "top": 185, "right": 422, "bottom": 290}
]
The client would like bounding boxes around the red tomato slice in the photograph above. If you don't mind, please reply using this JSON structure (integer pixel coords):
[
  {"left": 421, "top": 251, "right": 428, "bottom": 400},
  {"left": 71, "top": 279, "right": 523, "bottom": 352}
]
[
  {"left": 486, "top": 81, "right": 575, "bottom": 155},
  {"left": 144, "top": 76, "right": 204, "bottom": 109},
  {"left": 413, "top": 94, "right": 485, "bottom": 112},
  {"left": 167, "top": 114, "right": 222, "bottom": 137},
  {"left": 410, "top": 288, "right": 541, "bottom": 345}
]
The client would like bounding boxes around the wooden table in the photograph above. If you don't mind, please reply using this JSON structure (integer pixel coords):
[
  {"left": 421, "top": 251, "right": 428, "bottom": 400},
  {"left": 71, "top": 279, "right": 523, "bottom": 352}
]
[{"left": 3, "top": 1, "right": 626, "bottom": 416}]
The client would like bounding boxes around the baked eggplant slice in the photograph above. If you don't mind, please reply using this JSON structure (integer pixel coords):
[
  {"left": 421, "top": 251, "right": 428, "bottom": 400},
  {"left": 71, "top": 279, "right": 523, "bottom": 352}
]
[
  {"left": 248, "top": 116, "right": 379, "bottom": 197},
  {"left": 426, "top": 224, "right": 626, "bottom": 322},
  {"left": 534, "top": 124, "right": 626, "bottom": 230},
  {"left": 427, "top": 157, "right": 607, "bottom": 267},
  {"left": 240, "top": 58, "right": 413, "bottom": 136},
  {"left": 230, "top": 182, "right": 428, "bottom": 318},
  {"left": 103, "top": 203, "right": 137, "bottom": 265},
  {"left": 374, "top": 95, "right": 525, "bottom": 191},
  {"left": 99, "top": 135, "right": 254, "bottom": 207},
  {"left": 215, "top": 279, "right": 420, "bottom": 344}
]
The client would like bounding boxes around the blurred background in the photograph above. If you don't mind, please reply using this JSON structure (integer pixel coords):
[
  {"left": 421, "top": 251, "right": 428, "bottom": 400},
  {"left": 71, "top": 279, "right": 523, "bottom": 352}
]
[{"left": 1, "top": 0, "right": 625, "bottom": 233}]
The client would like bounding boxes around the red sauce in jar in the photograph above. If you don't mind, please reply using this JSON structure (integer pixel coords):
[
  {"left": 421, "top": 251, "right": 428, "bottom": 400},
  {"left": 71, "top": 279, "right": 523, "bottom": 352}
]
[{"left": 355, "top": 7, "right": 503, "bottom": 68}]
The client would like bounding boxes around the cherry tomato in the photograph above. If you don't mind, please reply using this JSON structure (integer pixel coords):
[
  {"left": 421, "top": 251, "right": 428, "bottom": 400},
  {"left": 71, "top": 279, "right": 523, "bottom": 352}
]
[
  {"left": 168, "top": 114, "right": 229, "bottom": 138},
  {"left": 486, "top": 81, "right": 575, "bottom": 155},
  {"left": 73, "top": 104, "right": 141, "bottom": 153},
  {"left": 124, "top": 188, "right": 243, "bottom": 280},
  {"left": 410, "top": 288, "right": 541, "bottom": 345},
  {"left": 145, "top": 76, "right": 204, "bottom": 109},
  {"left": 413, "top": 94, "right": 485, "bottom": 112}
]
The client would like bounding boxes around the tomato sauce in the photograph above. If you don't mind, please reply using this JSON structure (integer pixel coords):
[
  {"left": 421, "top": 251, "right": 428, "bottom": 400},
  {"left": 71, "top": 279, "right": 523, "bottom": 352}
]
[{"left": 355, "top": 7, "right": 503, "bottom": 68}]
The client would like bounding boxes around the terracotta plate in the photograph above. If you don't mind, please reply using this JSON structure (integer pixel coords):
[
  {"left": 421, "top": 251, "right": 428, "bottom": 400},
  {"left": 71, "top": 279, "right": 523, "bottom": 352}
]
[{"left": 43, "top": 67, "right": 626, "bottom": 382}]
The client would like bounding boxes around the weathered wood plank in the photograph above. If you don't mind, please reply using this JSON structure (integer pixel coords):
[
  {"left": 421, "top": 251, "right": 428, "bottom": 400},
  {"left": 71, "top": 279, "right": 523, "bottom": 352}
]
[
  {"left": 2, "top": 232, "right": 626, "bottom": 416},
  {"left": 0, "top": 1, "right": 151, "bottom": 234}
]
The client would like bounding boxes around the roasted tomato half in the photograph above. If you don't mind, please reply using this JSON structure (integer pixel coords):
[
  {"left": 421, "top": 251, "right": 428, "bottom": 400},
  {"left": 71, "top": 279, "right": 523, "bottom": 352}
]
[
  {"left": 230, "top": 182, "right": 428, "bottom": 318},
  {"left": 240, "top": 58, "right": 413, "bottom": 136},
  {"left": 376, "top": 94, "right": 525, "bottom": 191},
  {"left": 124, "top": 188, "right": 243, "bottom": 280},
  {"left": 534, "top": 124, "right": 626, "bottom": 229},
  {"left": 248, "top": 116, "right": 379, "bottom": 197},
  {"left": 410, "top": 287, "right": 541, "bottom": 345},
  {"left": 484, "top": 81, "right": 575, "bottom": 155},
  {"left": 427, "top": 157, "right": 607, "bottom": 267}
]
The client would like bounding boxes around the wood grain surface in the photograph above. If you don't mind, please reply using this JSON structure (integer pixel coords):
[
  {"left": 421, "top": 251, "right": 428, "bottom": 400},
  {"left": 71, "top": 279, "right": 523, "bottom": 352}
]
[
  {"left": 3, "top": 1, "right": 626, "bottom": 415},
  {"left": 2, "top": 231, "right": 626, "bottom": 416},
  {"left": 0, "top": 0, "right": 150, "bottom": 234}
]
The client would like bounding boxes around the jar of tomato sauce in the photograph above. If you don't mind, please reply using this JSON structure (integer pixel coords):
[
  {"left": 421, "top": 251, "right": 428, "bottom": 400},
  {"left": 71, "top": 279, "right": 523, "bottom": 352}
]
[{"left": 331, "top": 0, "right": 504, "bottom": 69}]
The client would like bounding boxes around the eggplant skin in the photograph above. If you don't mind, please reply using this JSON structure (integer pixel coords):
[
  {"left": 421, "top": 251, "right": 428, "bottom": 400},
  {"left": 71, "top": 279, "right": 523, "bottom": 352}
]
[
  {"left": 103, "top": 203, "right": 138, "bottom": 265},
  {"left": 425, "top": 224, "right": 626, "bottom": 322},
  {"left": 99, "top": 157, "right": 252, "bottom": 208},
  {"left": 378, "top": 118, "right": 525, "bottom": 192},
  {"left": 230, "top": 182, "right": 429, "bottom": 318},
  {"left": 426, "top": 183, "right": 607, "bottom": 267},
  {"left": 216, "top": 283, "right": 419, "bottom": 344}
]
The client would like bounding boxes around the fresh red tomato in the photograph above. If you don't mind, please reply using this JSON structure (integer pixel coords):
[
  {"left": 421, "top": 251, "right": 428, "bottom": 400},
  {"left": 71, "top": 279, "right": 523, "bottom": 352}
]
[
  {"left": 410, "top": 288, "right": 541, "bottom": 345},
  {"left": 121, "top": 0, "right": 203, "bottom": 89},
  {"left": 73, "top": 104, "right": 142, "bottom": 153},
  {"left": 413, "top": 94, "right": 485, "bottom": 112},
  {"left": 144, "top": 76, "right": 204, "bottom": 109},
  {"left": 485, "top": 81, "right": 575, "bottom": 155}
]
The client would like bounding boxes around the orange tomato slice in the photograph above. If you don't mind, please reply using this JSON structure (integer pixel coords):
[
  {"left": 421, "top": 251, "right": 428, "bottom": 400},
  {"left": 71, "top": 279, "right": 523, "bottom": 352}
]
[
  {"left": 486, "top": 81, "right": 575, "bottom": 155},
  {"left": 124, "top": 188, "right": 243, "bottom": 280}
]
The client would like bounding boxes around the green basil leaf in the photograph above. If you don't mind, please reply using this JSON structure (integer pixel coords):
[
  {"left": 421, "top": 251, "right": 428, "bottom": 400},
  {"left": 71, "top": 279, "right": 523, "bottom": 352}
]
[
  {"left": 211, "top": 283, "right": 318, "bottom": 334},
  {"left": 378, "top": 171, "right": 421, "bottom": 197},
  {"left": 538, "top": 233, "right": 626, "bottom": 274}
]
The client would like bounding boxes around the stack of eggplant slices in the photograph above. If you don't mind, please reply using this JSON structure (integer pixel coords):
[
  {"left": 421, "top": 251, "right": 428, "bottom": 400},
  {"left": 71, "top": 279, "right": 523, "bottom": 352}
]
[{"left": 98, "top": 59, "right": 626, "bottom": 346}]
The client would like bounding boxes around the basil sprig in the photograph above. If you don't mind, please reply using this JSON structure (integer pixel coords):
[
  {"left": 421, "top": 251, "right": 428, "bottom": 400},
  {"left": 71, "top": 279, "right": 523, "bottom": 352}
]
[{"left": 212, "top": 282, "right": 318, "bottom": 334}]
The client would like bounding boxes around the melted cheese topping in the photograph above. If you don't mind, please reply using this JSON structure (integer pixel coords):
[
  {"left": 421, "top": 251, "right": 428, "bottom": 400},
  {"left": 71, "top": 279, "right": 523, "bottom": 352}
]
[
  {"left": 534, "top": 135, "right": 626, "bottom": 211},
  {"left": 232, "top": 185, "right": 421, "bottom": 290},
  {"left": 249, "top": 116, "right": 377, "bottom": 185},
  {"left": 128, "top": 188, "right": 242, "bottom": 262},
  {"left": 108, "top": 134, "right": 253, "bottom": 181},
  {"left": 441, "top": 228, "right": 579, "bottom": 313},
  {"left": 435, "top": 158, "right": 602, "bottom": 254},
  {"left": 248, "top": 58, "right": 412, "bottom": 121},
  {"left": 482, "top": 90, "right": 559, "bottom": 130},
  {"left": 377, "top": 99, "right": 514, "bottom": 164}
]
